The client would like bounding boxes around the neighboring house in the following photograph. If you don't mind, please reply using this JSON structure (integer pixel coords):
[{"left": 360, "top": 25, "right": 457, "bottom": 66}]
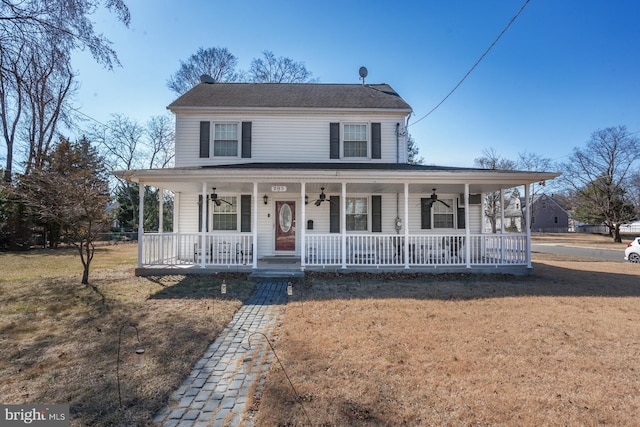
[
  {"left": 115, "top": 81, "right": 558, "bottom": 275},
  {"left": 530, "top": 194, "right": 570, "bottom": 232},
  {"left": 495, "top": 193, "right": 570, "bottom": 233}
]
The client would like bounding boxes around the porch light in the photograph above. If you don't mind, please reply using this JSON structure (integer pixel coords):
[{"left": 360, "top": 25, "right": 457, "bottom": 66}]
[
  {"left": 305, "top": 195, "right": 309, "bottom": 205},
  {"left": 263, "top": 194, "right": 268, "bottom": 205}
]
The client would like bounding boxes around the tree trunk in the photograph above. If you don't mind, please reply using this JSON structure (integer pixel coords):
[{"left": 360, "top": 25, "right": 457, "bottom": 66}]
[
  {"left": 81, "top": 264, "right": 89, "bottom": 285},
  {"left": 613, "top": 224, "right": 622, "bottom": 243},
  {"left": 78, "top": 240, "right": 94, "bottom": 285}
]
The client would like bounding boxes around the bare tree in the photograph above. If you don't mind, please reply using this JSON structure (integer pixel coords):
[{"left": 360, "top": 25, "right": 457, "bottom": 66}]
[
  {"left": 22, "top": 47, "right": 76, "bottom": 173},
  {"left": 91, "top": 113, "right": 174, "bottom": 231},
  {"left": 248, "top": 50, "right": 316, "bottom": 83},
  {"left": 146, "top": 114, "right": 175, "bottom": 168},
  {"left": 561, "top": 126, "right": 640, "bottom": 242},
  {"left": 474, "top": 147, "right": 516, "bottom": 233},
  {"left": 516, "top": 150, "right": 555, "bottom": 227},
  {"left": 0, "top": 0, "right": 130, "bottom": 182},
  {"left": 167, "top": 47, "right": 239, "bottom": 95}
]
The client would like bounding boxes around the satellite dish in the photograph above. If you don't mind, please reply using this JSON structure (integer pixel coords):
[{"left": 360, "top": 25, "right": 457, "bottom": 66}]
[
  {"left": 200, "top": 74, "right": 215, "bottom": 84},
  {"left": 359, "top": 66, "right": 368, "bottom": 85}
]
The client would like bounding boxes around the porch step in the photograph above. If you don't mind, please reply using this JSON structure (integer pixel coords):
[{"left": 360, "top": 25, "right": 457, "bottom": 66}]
[{"left": 248, "top": 269, "right": 304, "bottom": 282}]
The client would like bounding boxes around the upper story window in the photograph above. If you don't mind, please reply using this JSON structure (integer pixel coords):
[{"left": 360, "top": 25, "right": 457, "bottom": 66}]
[
  {"left": 330, "top": 122, "right": 381, "bottom": 160},
  {"left": 214, "top": 123, "right": 238, "bottom": 157},
  {"left": 343, "top": 124, "right": 368, "bottom": 158},
  {"left": 200, "top": 121, "right": 251, "bottom": 159}
]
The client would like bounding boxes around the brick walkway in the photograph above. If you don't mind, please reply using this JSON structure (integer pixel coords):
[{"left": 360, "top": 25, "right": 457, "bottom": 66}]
[{"left": 153, "top": 281, "right": 289, "bottom": 427}]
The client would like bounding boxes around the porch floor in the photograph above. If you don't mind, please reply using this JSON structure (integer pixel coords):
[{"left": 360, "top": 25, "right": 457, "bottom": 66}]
[{"left": 135, "top": 257, "right": 532, "bottom": 278}]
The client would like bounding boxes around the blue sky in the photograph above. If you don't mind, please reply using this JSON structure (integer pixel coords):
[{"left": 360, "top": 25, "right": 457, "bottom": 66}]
[{"left": 69, "top": 0, "right": 640, "bottom": 168}]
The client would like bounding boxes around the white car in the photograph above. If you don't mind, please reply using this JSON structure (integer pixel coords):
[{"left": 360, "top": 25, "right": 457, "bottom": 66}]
[{"left": 624, "top": 238, "right": 640, "bottom": 263}]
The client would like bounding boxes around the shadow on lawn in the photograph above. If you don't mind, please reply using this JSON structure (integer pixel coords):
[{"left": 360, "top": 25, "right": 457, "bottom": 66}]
[
  {"left": 147, "top": 272, "right": 254, "bottom": 301},
  {"left": 290, "top": 260, "right": 640, "bottom": 301}
]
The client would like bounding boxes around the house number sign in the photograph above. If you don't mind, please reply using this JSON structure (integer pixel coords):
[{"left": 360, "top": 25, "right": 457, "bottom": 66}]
[{"left": 271, "top": 186, "right": 287, "bottom": 192}]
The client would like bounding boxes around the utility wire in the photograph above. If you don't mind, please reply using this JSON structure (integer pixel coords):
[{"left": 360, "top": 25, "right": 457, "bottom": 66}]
[{"left": 410, "top": 0, "right": 531, "bottom": 127}]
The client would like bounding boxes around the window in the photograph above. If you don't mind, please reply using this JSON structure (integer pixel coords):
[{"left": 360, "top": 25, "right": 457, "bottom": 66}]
[
  {"left": 214, "top": 123, "right": 238, "bottom": 156},
  {"left": 346, "top": 197, "right": 368, "bottom": 231},
  {"left": 343, "top": 124, "right": 367, "bottom": 157},
  {"left": 212, "top": 196, "right": 237, "bottom": 230},
  {"left": 433, "top": 198, "right": 455, "bottom": 228}
]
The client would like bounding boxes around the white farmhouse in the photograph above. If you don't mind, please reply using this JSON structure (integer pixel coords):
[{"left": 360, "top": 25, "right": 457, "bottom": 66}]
[{"left": 115, "top": 81, "right": 558, "bottom": 275}]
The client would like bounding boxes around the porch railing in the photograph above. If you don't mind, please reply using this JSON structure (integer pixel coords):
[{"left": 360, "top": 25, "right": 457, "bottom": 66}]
[
  {"left": 141, "top": 233, "right": 254, "bottom": 266},
  {"left": 304, "top": 233, "right": 527, "bottom": 267},
  {"left": 140, "top": 232, "right": 527, "bottom": 268}
]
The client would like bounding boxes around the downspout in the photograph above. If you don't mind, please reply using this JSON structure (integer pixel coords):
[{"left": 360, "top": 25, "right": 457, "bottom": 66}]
[
  {"left": 395, "top": 123, "right": 401, "bottom": 234},
  {"left": 396, "top": 122, "right": 400, "bottom": 164}
]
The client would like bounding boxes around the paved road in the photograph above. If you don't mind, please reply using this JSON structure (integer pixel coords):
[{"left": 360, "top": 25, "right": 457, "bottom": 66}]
[{"left": 531, "top": 244, "right": 625, "bottom": 262}]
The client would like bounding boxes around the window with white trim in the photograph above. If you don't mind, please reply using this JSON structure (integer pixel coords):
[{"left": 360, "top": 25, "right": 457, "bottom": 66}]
[
  {"left": 214, "top": 123, "right": 238, "bottom": 157},
  {"left": 212, "top": 196, "right": 237, "bottom": 230},
  {"left": 343, "top": 124, "right": 368, "bottom": 158},
  {"left": 433, "top": 198, "right": 455, "bottom": 228},
  {"left": 346, "top": 197, "right": 368, "bottom": 231}
]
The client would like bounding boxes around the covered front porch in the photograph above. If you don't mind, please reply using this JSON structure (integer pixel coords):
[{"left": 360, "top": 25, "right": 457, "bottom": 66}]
[
  {"left": 138, "top": 230, "right": 529, "bottom": 274},
  {"left": 115, "top": 162, "right": 556, "bottom": 276}
]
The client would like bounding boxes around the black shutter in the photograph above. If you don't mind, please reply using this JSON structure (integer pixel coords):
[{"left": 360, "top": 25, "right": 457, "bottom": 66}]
[
  {"left": 241, "top": 122, "right": 252, "bottom": 158},
  {"left": 330, "top": 196, "right": 340, "bottom": 233},
  {"left": 198, "top": 195, "right": 209, "bottom": 232},
  {"left": 371, "top": 122, "right": 381, "bottom": 159},
  {"left": 421, "top": 199, "right": 431, "bottom": 229},
  {"left": 457, "top": 207, "right": 465, "bottom": 229},
  {"left": 330, "top": 122, "right": 340, "bottom": 159},
  {"left": 199, "top": 121, "right": 210, "bottom": 158},
  {"left": 241, "top": 195, "right": 251, "bottom": 232},
  {"left": 372, "top": 195, "right": 382, "bottom": 232}
]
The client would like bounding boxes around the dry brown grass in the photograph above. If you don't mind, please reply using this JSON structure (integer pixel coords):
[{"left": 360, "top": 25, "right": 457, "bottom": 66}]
[
  {"left": 532, "top": 231, "right": 636, "bottom": 250},
  {"left": 0, "top": 243, "right": 255, "bottom": 426},
  {"left": 2, "top": 235, "right": 639, "bottom": 426},
  {"left": 254, "top": 238, "right": 640, "bottom": 426}
]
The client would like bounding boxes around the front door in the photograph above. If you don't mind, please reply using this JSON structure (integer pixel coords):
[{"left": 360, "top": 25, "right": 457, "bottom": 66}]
[{"left": 275, "top": 201, "right": 295, "bottom": 251}]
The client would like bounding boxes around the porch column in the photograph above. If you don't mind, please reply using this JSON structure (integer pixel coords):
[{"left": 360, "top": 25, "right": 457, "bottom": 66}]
[
  {"left": 158, "top": 187, "right": 164, "bottom": 233},
  {"left": 137, "top": 182, "right": 144, "bottom": 269},
  {"left": 500, "top": 188, "right": 505, "bottom": 233},
  {"left": 300, "top": 182, "right": 306, "bottom": 270},
  {"left": 200, "top": 182, "right": 207, "bottom": 269},
  {"left": 500, "top": 188, "right": 505, "bottom": 263},
  {"left": 465, "top": 183, "right": 471, "bottom": 269},
  {"left": 174, "top": 192, "right": 180, "bottom": 233},
  {"left": 341, "top": 182, "right": 347, "bottom": 269},
  {"left": 158, "top": 187, "right": 164, "bottom": 264},
  {"left": 404, "top": 182, "right": 409, "bottom": 269},
  {"left": 525, "top": 183, "right": 532, "bottom": 269},
  {"left": 253, "top": 182, "right": 258, "bottom": 269}
]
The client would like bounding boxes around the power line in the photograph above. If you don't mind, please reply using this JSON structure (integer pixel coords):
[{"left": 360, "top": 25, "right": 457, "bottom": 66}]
[{"left": 410, "top": 0, "right": 531, "bottom": 127}]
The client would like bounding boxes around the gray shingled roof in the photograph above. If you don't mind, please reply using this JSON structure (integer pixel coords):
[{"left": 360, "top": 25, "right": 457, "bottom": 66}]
[{"left": 168, "top": 83, "right": 413, "bottom": 111}]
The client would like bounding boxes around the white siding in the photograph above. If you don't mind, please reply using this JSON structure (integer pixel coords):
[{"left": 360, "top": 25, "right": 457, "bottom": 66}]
[
  {"left": 177, "top": 191, "right": 483, "bottom": 258},
  {"left": 174, "top": 111, "right": 409, "bottom": 167}
]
